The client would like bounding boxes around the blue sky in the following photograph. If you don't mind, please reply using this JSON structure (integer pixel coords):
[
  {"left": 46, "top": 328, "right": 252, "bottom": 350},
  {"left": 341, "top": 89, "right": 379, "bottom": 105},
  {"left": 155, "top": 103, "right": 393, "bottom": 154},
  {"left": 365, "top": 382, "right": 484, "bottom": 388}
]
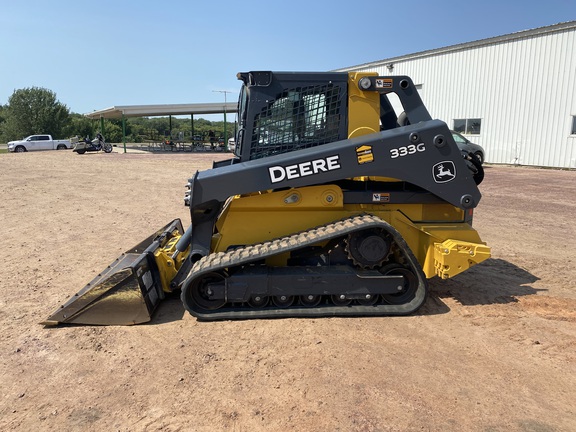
[{"left": 1, "top": 0, "right": 574, "bottom": 116}]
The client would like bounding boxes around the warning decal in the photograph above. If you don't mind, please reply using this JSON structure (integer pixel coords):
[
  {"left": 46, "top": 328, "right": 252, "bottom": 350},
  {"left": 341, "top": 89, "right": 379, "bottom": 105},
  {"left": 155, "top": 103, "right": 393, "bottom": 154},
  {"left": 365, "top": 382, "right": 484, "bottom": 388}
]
[
  {"left": 356, "top": 145, "right": 374, "bottom": 164},
  {"left": 375, "top": 78, "right": 393, "bottom": 89},
  {"left": 372, "top": 193, "right": 390, "bottom": 203}
]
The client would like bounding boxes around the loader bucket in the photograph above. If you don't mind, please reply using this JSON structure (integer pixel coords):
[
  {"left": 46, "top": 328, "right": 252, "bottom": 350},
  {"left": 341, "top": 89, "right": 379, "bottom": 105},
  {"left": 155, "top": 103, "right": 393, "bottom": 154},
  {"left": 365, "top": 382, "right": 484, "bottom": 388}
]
[{"left": 42, "top": 219, "right": 185, "bottom": 326}]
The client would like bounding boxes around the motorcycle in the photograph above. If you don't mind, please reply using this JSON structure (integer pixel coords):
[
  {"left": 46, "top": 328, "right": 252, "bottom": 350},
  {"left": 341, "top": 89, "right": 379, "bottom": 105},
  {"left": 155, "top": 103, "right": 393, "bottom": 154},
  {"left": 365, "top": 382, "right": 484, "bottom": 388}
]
[{"left": 73, "top": 133, "right": 112, "bottom": 154}]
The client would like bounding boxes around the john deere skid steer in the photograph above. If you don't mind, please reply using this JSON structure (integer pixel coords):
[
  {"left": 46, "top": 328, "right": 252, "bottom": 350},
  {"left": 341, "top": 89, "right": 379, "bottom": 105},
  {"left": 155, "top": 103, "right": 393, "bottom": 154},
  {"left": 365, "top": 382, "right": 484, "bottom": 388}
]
[{"left": 43, "top": 71, "right": 490, "bottom": 325}]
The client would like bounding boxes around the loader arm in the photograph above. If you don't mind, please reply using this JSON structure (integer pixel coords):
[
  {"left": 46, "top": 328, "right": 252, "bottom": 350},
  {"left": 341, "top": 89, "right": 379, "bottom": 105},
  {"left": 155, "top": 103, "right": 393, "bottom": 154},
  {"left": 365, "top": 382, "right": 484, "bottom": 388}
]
[{"left": 188, "top": 120, "right": 478, "bottom": 210}]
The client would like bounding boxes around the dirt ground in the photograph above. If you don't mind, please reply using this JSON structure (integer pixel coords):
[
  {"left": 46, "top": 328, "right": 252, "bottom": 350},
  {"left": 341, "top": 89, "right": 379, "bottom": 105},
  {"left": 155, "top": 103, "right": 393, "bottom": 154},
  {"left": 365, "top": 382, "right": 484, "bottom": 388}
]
[{"left": 0, "top": 148, "right": 575, "bottom": 432}]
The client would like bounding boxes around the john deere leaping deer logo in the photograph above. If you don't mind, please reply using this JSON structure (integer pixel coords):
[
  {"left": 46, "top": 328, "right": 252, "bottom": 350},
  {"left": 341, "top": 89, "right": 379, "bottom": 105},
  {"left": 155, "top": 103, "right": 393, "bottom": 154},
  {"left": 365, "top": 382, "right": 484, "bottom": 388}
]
[{"left": 433, "top": 161, "right": 456, "bottom": 183}]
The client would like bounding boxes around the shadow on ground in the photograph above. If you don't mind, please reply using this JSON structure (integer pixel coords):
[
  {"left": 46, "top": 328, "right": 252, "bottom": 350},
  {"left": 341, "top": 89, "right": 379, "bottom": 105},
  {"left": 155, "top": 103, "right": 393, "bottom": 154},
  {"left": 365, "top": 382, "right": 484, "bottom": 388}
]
[
  {"left": 149, "top": 294, "right": 187, "bottom": 325},
  {"left": 421, "top": 258, "right": 543, "bottom": 315}
]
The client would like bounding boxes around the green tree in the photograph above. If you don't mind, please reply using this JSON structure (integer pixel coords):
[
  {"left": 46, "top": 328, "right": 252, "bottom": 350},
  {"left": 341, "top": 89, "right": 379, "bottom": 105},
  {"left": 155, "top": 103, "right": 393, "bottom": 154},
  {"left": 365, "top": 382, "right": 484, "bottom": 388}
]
[
  {"left": 101, "top": 121, "right": 123, "bottom": 143},
  {"left": 64, "top": 113, "right": 95, "bottom": 139},
  {"left": 1, "top": 87, "right": 70, "bottom": 141},
  {"left": 0, "top": 105, "right": 5, "bottom": 134}
]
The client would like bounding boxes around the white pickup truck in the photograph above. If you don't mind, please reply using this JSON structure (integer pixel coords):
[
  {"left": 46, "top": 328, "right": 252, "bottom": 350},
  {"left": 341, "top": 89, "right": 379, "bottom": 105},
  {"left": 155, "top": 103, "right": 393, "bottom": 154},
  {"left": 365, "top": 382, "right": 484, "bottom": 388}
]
[{"left": 7, "top": 134, "right": 73, "bottom": 152}]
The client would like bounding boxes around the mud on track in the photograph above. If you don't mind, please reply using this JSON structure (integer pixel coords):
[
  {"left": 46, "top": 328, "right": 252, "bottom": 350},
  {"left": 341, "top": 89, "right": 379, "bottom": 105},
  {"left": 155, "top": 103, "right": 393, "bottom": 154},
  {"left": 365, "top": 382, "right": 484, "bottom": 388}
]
[{"left": 0, "top": 150, "right": 575, "bottom": 431}]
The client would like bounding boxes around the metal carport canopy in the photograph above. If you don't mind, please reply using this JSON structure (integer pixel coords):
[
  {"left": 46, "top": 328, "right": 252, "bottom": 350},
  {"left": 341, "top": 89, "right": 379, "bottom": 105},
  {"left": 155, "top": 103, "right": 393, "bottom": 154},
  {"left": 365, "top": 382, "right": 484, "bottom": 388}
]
[
  {"left": 84, "top": 102, "right": 238, "bottom": 119},
  {"left": 84, "top": 102, "right": 238, "bottom": 153}
]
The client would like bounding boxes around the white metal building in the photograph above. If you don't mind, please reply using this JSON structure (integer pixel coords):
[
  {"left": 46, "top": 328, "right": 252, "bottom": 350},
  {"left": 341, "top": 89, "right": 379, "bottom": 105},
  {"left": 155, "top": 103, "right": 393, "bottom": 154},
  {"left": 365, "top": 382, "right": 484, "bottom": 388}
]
[{"left": 337, "top": 21, "right": 576, "bottom": 168}]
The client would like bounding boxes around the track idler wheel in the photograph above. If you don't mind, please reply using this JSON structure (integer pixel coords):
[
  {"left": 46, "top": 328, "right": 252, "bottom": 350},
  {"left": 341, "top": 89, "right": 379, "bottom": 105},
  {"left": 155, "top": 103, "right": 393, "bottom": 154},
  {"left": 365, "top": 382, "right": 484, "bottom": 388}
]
[
  {"left": 380, "top": 264, "right": 419, "bottom": 305},
  {"left": 185, "top": 272, "right": 227, "bottom": 310}
]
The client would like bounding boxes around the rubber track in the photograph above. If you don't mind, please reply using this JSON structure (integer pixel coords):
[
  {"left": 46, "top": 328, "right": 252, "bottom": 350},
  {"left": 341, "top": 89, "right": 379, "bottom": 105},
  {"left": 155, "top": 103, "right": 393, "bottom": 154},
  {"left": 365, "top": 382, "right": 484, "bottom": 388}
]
[{"left": 181, "top": 214, "right": 427, "bottom": 320}]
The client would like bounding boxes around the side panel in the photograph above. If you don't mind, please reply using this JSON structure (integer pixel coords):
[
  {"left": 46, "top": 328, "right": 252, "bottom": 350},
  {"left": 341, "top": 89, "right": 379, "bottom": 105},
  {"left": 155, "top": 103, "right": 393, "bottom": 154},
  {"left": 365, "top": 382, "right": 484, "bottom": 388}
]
[{"left": 212, "top": 186, "right": 485, "bottom": 279}]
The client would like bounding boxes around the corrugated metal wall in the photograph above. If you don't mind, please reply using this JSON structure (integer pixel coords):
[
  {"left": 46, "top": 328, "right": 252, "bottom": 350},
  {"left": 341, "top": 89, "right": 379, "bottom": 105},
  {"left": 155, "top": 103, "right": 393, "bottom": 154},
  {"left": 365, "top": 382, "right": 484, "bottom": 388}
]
[{"left": 342, "top": 24, "right": 576, "bottom": 168}]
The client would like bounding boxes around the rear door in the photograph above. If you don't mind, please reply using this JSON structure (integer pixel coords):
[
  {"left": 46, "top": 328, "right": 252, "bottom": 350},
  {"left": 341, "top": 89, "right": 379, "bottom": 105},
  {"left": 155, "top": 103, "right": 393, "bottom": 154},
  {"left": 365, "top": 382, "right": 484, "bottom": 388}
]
[{"left": 37, "top": 135, "right": 52, "bottom": 150}]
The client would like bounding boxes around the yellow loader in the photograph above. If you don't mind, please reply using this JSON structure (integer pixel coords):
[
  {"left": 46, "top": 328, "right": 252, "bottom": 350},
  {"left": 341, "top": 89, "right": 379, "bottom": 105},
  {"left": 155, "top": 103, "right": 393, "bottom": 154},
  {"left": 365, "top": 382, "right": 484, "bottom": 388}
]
[{"left": 44, "top": 71, "right": 490, "bottom": 325}]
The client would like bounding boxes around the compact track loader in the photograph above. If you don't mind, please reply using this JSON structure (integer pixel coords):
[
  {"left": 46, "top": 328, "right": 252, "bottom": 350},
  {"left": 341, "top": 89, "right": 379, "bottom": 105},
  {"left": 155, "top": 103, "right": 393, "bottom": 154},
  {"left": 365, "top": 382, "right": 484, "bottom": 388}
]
[{"left": 43, "top": 71, "right": 490, "bottom": 325}]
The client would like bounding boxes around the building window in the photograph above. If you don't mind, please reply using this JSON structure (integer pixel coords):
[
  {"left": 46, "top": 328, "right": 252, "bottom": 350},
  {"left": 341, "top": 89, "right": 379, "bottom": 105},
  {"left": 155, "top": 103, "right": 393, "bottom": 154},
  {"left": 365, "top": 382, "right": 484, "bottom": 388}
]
[
  {"left": 571, "top": 116, "right": 576, "bottom": 135},
  {"left": 454, "top": 118, "right": 482, "bottom": 135}
]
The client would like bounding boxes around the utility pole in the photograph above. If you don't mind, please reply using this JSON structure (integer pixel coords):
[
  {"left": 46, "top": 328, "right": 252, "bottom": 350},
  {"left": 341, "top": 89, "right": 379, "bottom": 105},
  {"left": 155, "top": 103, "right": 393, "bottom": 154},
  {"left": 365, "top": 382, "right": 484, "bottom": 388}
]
[{"left": 213, "top": 90, "right": 233, "bottom": 148}]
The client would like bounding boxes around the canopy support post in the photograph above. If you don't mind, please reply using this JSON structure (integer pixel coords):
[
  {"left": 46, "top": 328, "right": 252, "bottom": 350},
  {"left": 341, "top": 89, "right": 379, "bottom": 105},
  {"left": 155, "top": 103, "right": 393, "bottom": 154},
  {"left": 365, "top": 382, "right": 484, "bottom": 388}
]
[{"left": 122, "top": 113, "right": 127, "bottom": 153}]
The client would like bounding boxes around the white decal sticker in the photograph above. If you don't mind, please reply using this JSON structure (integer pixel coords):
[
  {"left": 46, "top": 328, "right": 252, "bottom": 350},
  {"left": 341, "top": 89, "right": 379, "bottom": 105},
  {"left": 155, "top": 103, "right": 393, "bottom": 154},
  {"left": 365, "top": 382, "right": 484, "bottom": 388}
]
[
  {"left": 433, "top": 161, "right": 456, "bottom": 183},
  {"left": 269, "top": 155, "right": 341, "bottom": 184},
  {"left": 142, "top": 270, "right": 153, "bottom": 289},
  {"left": 390, "top": 143, "right": 425, "bottom": 159}
]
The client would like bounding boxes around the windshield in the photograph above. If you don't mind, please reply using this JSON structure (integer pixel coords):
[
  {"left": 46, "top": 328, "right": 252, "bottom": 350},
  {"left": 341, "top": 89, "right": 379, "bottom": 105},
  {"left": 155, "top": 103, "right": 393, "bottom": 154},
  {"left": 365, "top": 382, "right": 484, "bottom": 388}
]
[{"left": 452, "top": 132, "right": 468, "bottom": 144}]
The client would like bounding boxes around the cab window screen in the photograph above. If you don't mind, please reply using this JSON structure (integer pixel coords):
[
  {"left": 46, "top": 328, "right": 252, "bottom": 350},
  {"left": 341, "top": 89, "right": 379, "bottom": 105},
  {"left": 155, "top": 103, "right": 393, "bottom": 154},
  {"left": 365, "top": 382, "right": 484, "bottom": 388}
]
[{"left": 250, "top": 84, "right": 341, "bottom": 160}]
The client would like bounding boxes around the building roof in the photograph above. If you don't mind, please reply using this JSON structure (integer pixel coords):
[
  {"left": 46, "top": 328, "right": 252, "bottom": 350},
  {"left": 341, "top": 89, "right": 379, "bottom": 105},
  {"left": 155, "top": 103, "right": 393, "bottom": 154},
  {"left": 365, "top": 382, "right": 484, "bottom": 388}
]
[
  {"left": 84, "top": 102, "right": 238, "bottom": 119},
  {"left": 337, "top": 21, "right": 576, "bottom": 72}
]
